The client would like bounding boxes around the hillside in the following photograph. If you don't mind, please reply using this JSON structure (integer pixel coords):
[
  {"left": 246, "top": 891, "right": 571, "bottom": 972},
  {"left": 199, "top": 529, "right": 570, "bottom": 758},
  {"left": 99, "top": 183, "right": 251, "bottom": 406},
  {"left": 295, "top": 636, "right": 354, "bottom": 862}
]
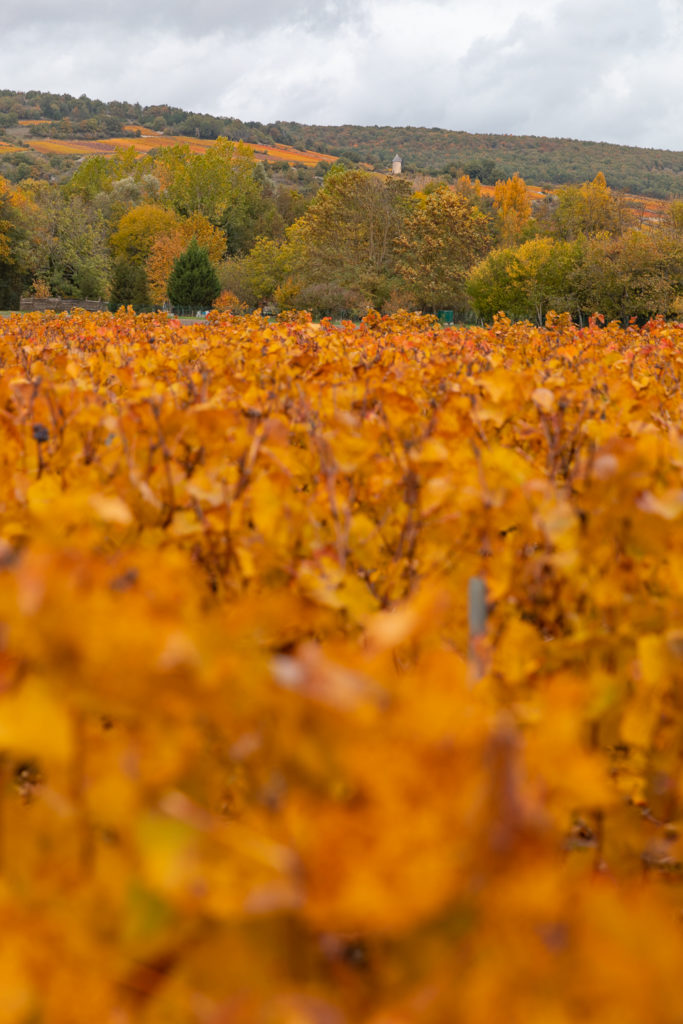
[
  {"left": 278, "top": 123, "right": 683, "bottom": 198},
  {"left": 5, "top": 125, "right": 335, "bottom": 169},
  {"left": 1, "top": 89, "right": 682, "bottom": 198}
]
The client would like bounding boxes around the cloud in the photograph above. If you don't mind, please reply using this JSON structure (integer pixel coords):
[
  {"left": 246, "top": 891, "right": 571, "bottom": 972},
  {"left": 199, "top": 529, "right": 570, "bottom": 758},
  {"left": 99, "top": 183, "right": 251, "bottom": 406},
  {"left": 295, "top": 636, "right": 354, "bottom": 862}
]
[
  {"left": 2, "top": 0, "right": 368, "bottom": 36},
  {"left": 2, "top": 0, "right": 682, "bottom": 149}
]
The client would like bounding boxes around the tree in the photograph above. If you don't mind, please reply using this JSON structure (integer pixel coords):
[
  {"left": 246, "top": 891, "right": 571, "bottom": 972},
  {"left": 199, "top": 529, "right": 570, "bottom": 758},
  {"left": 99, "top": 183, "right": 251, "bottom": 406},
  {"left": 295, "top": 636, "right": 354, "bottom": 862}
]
[
  {"left": 513, "top": 237, "right": 580, "bottom": 324},
  {"left": 467, "top": 247, "right": 523, "bottom": 322},
  {"left": 110, "top": 204, "right": 178, "bottom": 264},
  {"left": 663, "top": 199, "right": 683, "bottom": 237},
  {"left": 468, "top": 237, "right": 580, "bottom": 324},
  {"left": 553, "top": 173, "right": 627, "bottom": 240},
  {"left": 220, "top": 236, "right": 285, "bottom": 309},
  {"left": 166, "top": 237, "right": 221, "bottom": 311},
  {"left": 0, "top": 176, "right": 29, "bottom": 308},
  {"left": 493, "top": 173, "right": 532, "bottom": 246},
  {"left": 64, "top": 149, "right": 158, "bottom": 230},
  {"left": 572, "top": 229, "right": 683, "bottom": 323},
  {"left": 283, "top": 167, "right": 413, "bottom": 316},
  {"left": 274, "top": 187, "right": 308, "bottom": 227},
  {"left": 108, "top": 258, "right": 150, "bottom": 312},
  {"left": 154, "top": 139, "right": 272, "bottom": 255},
  {"left": 468, "top": 229, "right": 683, "bottom": 325},
  {"left": 14, "top": 180, "right": 110, "bottom": 299},
  {"left": 397, "top": 186, "right": 490, "bottom": 312},
  {"left": 145, "top": 212, "right": 226, "bottom": 305}
]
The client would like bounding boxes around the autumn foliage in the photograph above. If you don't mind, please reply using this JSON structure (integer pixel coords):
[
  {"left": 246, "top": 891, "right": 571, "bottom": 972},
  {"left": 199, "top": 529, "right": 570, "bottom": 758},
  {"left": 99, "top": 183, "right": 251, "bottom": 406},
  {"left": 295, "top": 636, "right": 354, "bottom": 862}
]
[{"left": 1, "top": 309, "right": 683, "bottom": 1022}]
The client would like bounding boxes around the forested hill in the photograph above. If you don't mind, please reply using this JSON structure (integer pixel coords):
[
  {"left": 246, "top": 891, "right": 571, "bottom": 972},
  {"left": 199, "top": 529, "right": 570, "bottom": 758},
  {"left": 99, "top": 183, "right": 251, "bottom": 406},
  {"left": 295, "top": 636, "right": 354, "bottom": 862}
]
[
  {"left": 279, "top": 124, "right": 683, "bottom": 199},
  {"left": 1, "top": 88, "right": 682, "bottom": 198}
]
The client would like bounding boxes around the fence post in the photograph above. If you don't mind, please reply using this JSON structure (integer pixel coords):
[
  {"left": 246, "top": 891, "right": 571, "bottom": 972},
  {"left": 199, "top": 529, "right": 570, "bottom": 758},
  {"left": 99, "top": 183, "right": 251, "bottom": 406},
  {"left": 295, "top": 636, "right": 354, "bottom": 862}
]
[{"left": 468, "top": 576, "right": 488, "bottom": 683}]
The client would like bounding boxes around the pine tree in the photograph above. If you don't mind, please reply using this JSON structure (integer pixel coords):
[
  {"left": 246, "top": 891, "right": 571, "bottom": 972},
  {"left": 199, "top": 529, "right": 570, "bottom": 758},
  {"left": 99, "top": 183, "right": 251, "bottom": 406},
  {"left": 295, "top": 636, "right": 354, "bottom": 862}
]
[
  {"left": 108, "top": 259, "right": 150, "bottom": 312},
  {"left": 166, "top": 237, "right": 221, "bottom": 312}
]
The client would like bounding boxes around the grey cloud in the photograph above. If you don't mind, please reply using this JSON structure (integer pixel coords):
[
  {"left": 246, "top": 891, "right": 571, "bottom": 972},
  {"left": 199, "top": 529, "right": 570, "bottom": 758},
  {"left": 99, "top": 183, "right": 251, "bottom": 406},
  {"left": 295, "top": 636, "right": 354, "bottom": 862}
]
[
  {"left": 3, "top": 0, "right": 368, "bottom": 37},
  {"left": 447, "top": 0, "right": 680, "bottom": 144},
  {"left": 2, "top": 0, "right": 681, "bottom": 150}
]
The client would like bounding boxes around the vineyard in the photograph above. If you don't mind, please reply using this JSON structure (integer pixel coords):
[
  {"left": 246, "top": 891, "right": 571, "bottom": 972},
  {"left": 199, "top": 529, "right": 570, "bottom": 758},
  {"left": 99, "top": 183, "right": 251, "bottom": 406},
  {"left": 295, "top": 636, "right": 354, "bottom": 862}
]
[
  {"left": 1, "top": 309, "right": 683, "bottom": 1022},
  {"left": 18, "top": 131, "right": 336, "bottom": 167}
]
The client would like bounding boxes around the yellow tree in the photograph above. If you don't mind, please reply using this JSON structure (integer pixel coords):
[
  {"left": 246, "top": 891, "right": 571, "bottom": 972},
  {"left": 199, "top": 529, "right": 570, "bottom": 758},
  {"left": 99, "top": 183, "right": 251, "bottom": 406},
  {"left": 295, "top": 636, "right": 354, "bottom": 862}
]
[
  {"left": 397, "top": 186, "right": 490, "bottom": 312},
  {"left": 554, "top": 172, "right": 628, "bottom": 239},
  {"left": 110, "top": 204, "right": 178, "bottom": 265},
  {"left": 0, "top": 176, "right": 15, "bottom": 264},
  {"left": 493, "top": 173, "right": 531, "bottom": 245},
  {"left": 146, "top": 212, "right": 226, "bottom": 305},
  {"left": 453, "top": 174, "right": 482, "bottom": 202}
]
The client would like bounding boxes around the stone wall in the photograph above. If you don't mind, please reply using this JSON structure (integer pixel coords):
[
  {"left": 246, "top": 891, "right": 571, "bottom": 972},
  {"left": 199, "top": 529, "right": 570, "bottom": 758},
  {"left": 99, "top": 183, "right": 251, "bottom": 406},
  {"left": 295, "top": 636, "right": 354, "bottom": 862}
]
[{"left": 19, "top": 297, "right": 108, "bottom": 313}]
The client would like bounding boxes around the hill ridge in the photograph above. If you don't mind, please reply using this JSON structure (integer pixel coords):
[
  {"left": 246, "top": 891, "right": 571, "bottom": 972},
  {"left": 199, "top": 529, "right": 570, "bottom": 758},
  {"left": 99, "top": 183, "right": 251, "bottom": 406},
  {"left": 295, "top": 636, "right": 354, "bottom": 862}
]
[{"left": 0, "top": 88, "right": 682, "bottom": 197}]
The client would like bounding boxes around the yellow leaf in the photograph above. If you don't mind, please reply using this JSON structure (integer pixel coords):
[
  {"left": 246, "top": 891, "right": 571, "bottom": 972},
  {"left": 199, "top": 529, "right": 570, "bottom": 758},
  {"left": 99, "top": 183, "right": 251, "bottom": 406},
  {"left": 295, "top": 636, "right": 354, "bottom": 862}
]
[
  {"left": 638, "top": 633, "right": 669, "bottom": 690},
  {"left": 0, "top": 676, "right": 73, "bottom": 763},
  {"left": 531, "top": 386, "right": 556, "bottom": 413},
  {"left": 481, "top": 369, "right": 517, "bottom": 404},
  {"left": 494, "top": 619, "right": 541, "bottom": 686},
  {"left": 0, "top": 945, "right": 35, "bottom": 1024},
  {"left": 414, "top": 437, "right": 450, "bottom": 463},
  {"left": 249, "top": 474, "right": 288, "bottom": 541},
  {"left": 168, "top": 509, "right": 203, "bottom": 538},
  {"left": 26, "top": 474, "right": 62, "bottom": 518},
  {"left": 89, "top": 493, "right": 134, "bottom": 526},
  {"left": 135, "top": 811, "right": 198, "bottom": 902},
  {"left": 297, "top": 556, "right": 379, "bottom": 619},
  {"left": 637, "top": 489, "right": 683, "bottom": 521},
  {"left": 621, "top": 635, "right": 669, "bottom": 748}
]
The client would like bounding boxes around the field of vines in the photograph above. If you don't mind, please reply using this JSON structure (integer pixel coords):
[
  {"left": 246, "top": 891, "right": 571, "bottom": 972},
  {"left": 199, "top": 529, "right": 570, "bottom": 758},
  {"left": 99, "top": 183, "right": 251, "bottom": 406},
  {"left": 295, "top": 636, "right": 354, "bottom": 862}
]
[
  {"left": 1, "top": 308, "right": 683, "bottom": 1023},
  {"left": 21, "top": 133, "right": 337, "bottom": 166}
]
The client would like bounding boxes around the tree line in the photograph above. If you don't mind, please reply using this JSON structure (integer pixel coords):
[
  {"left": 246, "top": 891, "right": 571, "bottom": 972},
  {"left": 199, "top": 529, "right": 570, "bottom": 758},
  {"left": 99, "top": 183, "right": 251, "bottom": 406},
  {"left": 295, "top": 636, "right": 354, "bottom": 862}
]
[
  {"left": 223, "top": 168, "right": 683, "bottom": 324},
  {"left": 0, "top": 139, "right": 681, "bottom": 324}
]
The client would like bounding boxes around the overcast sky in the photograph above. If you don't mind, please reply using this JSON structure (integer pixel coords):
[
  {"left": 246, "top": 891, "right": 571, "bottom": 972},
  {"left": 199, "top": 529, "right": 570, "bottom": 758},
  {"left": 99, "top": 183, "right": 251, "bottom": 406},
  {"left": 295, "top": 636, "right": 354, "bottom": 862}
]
[{"left": 3, "top": 0, "right": 682, "bottom": 150}]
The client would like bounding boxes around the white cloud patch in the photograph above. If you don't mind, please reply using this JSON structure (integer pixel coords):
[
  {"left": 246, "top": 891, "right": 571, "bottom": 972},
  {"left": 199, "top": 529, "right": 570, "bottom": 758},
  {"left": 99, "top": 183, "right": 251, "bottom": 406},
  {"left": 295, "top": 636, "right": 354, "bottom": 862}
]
[{"left": 2, "top": 0, "right": 682, "bottom": 148}]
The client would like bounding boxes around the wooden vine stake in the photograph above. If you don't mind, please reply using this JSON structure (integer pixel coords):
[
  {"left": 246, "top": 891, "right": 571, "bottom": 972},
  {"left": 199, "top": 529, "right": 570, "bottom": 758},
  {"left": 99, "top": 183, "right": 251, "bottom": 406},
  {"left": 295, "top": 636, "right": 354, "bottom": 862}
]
[{"left": 467, "top": 576, "right": 488, "bottom": 684}]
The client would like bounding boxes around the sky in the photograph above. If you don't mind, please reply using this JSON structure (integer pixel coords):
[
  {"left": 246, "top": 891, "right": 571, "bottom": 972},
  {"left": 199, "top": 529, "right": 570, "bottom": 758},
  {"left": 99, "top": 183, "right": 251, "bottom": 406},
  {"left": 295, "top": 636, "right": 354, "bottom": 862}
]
[{"left": 4, "top": 0, "right": 683, "bottom": 150}]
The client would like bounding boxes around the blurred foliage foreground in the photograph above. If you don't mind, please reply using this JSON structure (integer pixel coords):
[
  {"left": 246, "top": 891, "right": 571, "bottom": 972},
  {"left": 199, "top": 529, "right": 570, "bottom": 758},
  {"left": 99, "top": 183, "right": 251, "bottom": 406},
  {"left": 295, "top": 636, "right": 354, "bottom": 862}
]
[{"left": 1, "top": 309, "right": 683, "bottom": 1023}]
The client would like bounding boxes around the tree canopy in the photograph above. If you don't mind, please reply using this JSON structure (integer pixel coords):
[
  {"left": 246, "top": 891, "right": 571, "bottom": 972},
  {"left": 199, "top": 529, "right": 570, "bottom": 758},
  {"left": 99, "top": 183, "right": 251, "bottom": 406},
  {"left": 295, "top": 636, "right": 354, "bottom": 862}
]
[
  {"left": 281, "top": 168, "right": 413, "bottom": 316},
  {"left": 397, "top": 186, "right": 491, "bottom": 312}
]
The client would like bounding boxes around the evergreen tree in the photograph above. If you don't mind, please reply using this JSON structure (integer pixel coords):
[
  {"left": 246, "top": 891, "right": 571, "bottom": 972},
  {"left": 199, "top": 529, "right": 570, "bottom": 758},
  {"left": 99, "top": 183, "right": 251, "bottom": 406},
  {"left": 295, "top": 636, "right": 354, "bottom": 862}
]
[
  {"left": 108, "top": 258, "right": 150, "bottom": 312},
  {"left": 166, "top": 237, "right": 221, "bottom": 311}
]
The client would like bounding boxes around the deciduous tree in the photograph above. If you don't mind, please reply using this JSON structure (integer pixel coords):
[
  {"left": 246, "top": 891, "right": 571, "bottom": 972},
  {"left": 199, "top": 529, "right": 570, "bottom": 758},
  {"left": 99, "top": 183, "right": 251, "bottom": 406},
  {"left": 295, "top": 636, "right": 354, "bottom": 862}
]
[
  {"left": 553, "top": 172, "right": 627, "bottom": 239},
  {"left": 284, "top": 167, "right": 413, "bottom": 315},
  {"left": 0, "top": 176, "right": 29, "bottom": 308},
  {"left": 572, "top": 229, "right": 683, "bottom": 322},
  {"left": 110, "top": 204, "right": 178, "bottom": 264},
  {"left": 14, "top": 179, "right": 110, "bottom": 299},
  {"left": 397, "top": 186, "right": 490, "bottom": 312},
  {"left": 468, "top": 237, "right": 580, "bottom": 324},
  {"left": 493, "top": 173, "right": 532, "bottom": 245},
  {"left": 220, "top": 236, "right": 285, "bottom": 309},
  {"left": 154, "top": 139, "right": 271, "bottom": 255}
]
